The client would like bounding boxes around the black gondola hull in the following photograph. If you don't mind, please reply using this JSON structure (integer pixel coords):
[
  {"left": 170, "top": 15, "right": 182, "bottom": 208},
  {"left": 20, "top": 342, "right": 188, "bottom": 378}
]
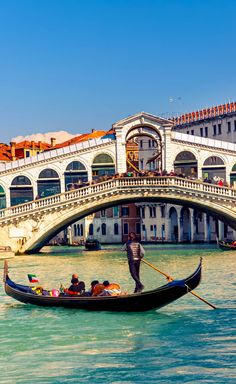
[
  {"left": 218, "top": 240, "right": 236, "bottom": 251},
  {"left": 4, "top": 260, "right": 202, "bottom": 312},
  {"left": 84, "top": 239, "right": 101, "bottom": 251}
]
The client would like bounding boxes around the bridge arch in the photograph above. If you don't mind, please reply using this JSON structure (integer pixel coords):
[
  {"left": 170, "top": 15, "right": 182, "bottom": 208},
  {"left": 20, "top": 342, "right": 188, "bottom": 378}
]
[
  {"left": 24, "top": 192, "right": 236, "bottom": 253},
  {"left": 125, "top": 125, "right": 163, "bottom": 172},
  {"left": 125, "top": 124, "right": 162, "bottom": 142}
]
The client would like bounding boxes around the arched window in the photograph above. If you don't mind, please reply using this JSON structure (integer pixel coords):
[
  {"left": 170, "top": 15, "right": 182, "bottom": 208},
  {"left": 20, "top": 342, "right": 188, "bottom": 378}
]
[
  {"left": 174, "top": 151, "right": 197, "bottom": 177},
  {"left": 175, "top": 151, "right": 196, "bottom": 161},
  {"left": 37, "top": 168, "right": 61, "bottom": 198},
  {"left": 89, "top": 224, "right": 94, "bottom": 236},
  {"left": 202, "top": 156, "right": 226, "bottom": 182},
  {"left": 92, "top": 153, "right": 115, "bottom": 180},
  {"left": 114, "top": 223, "right": 119, "bottom": 235},
  {"left": 0, "top": 185, "right": 6, "bottom": 209},
  {"left": 77, "top": 224, "right": 80, "bottom": 236},
  {"left": 10, "top": 176, "right": 33, "bottom": 206},
  {"left": 230, "top": 163, "right": 236, "bottom": 186},
  {"left": 65, "top": 161, "right": 88, "bottom": 191},
  {"left": 80, "top": 224, "right": 84, "bottom": 237},
  {"left": 38, "top": 169, "right": 59, "bottom": 178},
  {"left": 203, "top": 156, "right": 224, "bottom": 166},
  {"left": 74, "top": 224, "right": 77, "bottom": 237},
  {"left": 102, "top": 223, "right": 106, "bottom": 236},
  {"left": 11, "top": 176, "right": 32, "bottom": 185}
]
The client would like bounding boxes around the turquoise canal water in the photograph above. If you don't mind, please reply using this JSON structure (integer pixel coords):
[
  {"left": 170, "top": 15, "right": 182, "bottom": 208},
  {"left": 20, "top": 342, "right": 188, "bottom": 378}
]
[{"left": 0, "top": 244, "right": 235, "bottom": 383}]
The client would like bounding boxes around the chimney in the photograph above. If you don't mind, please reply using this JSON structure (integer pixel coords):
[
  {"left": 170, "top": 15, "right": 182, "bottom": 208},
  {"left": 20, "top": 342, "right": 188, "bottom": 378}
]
[
  {"left": 50, "top": 137, "right": 56, "bottom": 147},
  {"left": 38, "top": 141, "right": 42, "bottom": 150},
  {"left": 31, "top": 141, "right": 35, "bottom": 149},
  {"left": 10, "top": 142, "right": 16, "bottom": 161},
  {"left": 91, "top": 129, "right": 95, "bottom": 133}
]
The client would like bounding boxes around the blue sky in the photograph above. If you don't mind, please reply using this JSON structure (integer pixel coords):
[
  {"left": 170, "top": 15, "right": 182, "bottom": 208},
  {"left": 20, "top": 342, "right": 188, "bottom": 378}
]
[{"left": 0, "top": 0, "right": 235, "bottom": 143}]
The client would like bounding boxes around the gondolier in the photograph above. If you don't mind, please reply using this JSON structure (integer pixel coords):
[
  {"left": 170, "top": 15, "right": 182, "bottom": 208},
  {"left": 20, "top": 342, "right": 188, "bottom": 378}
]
[{"left": 122, "top": 232, "right": 145, "bottom": 293}]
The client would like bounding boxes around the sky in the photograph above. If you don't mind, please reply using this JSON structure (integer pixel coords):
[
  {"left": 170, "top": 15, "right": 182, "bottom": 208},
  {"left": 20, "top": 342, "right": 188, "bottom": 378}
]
[{"left": 0, "top": 0, "right": 236, "bottom": 144}]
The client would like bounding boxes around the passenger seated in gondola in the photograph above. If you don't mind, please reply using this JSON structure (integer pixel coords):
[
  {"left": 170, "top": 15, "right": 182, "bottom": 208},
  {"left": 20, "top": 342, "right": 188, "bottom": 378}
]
[
  {"left": 71, "top": 273, "right": 85, "bottom": 291},
  {"left": 98, "top": 280, "right": 122, "bottom": 296},
  {"left": 31, "top": 286, "right": 50, "bottom": 296},
  {"left": 92, "top": 281, "right": 106, "bottom": 296},
  {"left": 82, "top": 280, "right": 99, "bottom": 296},
  {"left": 89, "top": 280, "right": 99, "bottom": 295},
  {"left": 65, "top": 276, "right": 85, "bottom": 295}
]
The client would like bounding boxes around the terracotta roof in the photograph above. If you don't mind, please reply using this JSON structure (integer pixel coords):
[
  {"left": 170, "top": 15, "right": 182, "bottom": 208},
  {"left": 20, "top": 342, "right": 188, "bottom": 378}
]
[
  {"left": 0, "top": 144, "right": 12, "bottom": 161},
  {"left": 172, "top": 102, "right": 236, "bottom": 126},
  {"left": 14, "top": 141, "right": 51, "bottom": 150},
  {"left": 54, "top": 130, "right": 109, "bottom": 148}
]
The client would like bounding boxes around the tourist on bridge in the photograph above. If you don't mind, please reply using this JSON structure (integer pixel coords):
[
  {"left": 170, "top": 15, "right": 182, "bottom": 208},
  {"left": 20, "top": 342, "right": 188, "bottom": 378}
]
[{"left": 122, "top": 232, "right": 145, "bottom": 293}]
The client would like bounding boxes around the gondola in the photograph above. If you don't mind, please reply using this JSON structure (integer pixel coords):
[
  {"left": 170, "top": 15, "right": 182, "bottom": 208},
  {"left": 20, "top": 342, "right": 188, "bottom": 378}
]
[
  {"left": 3, "top": 259, "right": 202, "bottom": 312},
  {"left": 84, "top": 238, "right": 101, "bottom": 251},
  {"left": 217, "top": 239, "right": 236, "bottom": 251}
]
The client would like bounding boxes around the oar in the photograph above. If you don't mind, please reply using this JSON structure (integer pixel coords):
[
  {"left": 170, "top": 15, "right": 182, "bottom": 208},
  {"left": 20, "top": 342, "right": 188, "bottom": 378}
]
[
  {"left": 3, "top": 260, "right": 8, "bottom": 283},
  {"left": 142, "top": 258, "right": 216, "bottom": 310}
]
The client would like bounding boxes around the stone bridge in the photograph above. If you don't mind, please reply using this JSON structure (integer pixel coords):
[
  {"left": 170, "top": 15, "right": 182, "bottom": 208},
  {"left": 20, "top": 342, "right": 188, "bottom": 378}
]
[{"left": 1, "top": 176, "right": 236, "bottom": 254}]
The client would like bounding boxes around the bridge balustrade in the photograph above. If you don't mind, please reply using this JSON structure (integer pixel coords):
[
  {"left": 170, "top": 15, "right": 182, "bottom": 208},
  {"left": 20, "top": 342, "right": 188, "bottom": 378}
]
[{"left": 0, "top": 176, "right": 236, "bottom": 221}]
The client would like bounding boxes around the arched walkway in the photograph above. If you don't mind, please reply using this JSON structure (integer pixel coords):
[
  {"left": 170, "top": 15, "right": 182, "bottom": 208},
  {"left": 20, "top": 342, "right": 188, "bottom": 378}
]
[
  {"left": 64, "top": 161, "right": 88, "bottom": 191},
  {"left": 125, "top": 126, "right": 162, "bottom": 173},
  {"left": 202, "top": 156, "right": 226, "bottom": 183},
  {"left": 10, "top": 176, "right": 33, "bottom": 206},
  {"left": 174, "top": 151, "right": 197, "bottom": 177},
  {"left": 0, "top": 185, "right": 6, "bottom": 209},
  {"left": 230, "top": 163, "right": 236, "bottom": 187},
  {"left": 37, "top": 169, "right": 61, "bottom": 198},
  {"left": 92, "top": 154, "right": 115, "bottom": 180}
]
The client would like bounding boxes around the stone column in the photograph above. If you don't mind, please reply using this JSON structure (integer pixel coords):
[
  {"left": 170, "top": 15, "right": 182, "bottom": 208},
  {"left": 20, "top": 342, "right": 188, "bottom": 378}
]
[
  {"left": 204, "top": 213, "right": 210, "bottom": 242},
  {"left": 162, "top": 124, "right": 173, "bottom": 172},
  {"left": 190, "top": 209, "right": 195, "bottom": 242},
  {"left": 178, "top": 216, "right": 183, "bottom": 242},
  {"left": 87, "top": 167, "right": 93, "bottom": 182},
  {"left": 115, "top": 128, "right": 127, "bottom": 174},
  {"left": 218, "top": 221, "right": 224, "bottom": 240},
  {"left": 166, "top": 216, "right": 172, "bottom": 242}
]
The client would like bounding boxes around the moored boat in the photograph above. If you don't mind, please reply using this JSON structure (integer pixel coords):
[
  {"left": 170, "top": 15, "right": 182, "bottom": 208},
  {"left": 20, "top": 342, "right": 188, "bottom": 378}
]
[
  {"left": 84, "top": 238, "right": 101, "bottom": 251},
  {"left": 217, "top": 239, "right": 236, "bottom": 251},
  {"left": 3, "top": 259, "right": 202, "bottom": 312}
]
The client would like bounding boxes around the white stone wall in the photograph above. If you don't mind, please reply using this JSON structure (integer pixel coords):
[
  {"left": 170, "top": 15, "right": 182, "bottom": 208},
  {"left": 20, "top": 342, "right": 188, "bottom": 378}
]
[{"left": 173, "top": 115, "right": 236, "bottom": 143}]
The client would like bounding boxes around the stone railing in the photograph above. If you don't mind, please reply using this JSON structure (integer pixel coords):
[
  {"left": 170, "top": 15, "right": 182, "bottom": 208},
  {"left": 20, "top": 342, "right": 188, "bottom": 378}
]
[{"left": 1, "top": 176, "right": 236, "bottom": 220}]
